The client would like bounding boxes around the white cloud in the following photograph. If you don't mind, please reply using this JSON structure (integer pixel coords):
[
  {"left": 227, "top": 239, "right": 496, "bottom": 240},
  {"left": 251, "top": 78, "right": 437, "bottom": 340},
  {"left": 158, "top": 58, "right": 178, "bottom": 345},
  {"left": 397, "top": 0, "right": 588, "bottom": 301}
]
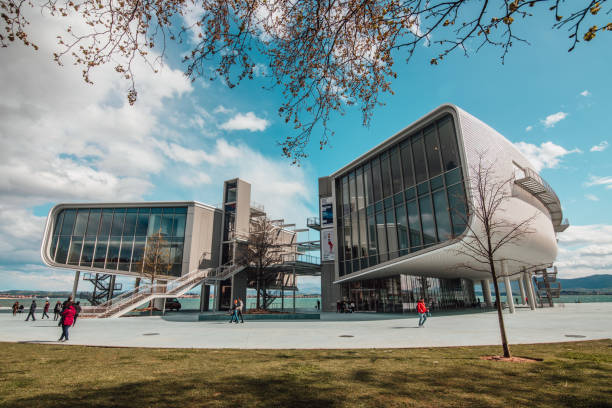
[
  {"left": 514, "top": 141, "right": 581, "bottom": 172},
  {"left": 590, "top": 141, "right": 608, "bottom": 152},
  {"left": 556, "top": 224, "right": 612, "bottom": 278},
  {"left": 585, "top": 194, "right": 599, "bottom": 201},
  {"left": 580, "top": 90, "right": 591, "bottom": 97},
  {"left": 0, "top": 265, "right": 76, "bottom": 291},
  {"left": 540, "top": 112, "right": 568, "bottom": 128},
  {"left": 525, "top": 125, "right": 533, "bottom": 132},
  {"left": 213, "top": 105, "right": 234, "bottom": 115},
  {"left": 219, "top": 112, "right": 270, "bottom": 132},
  {"left": 586, "top": 175, "right": 612, "bottom": 189},
  {"left": 178, "top": 171, "right": 211, "bottom": 186}
]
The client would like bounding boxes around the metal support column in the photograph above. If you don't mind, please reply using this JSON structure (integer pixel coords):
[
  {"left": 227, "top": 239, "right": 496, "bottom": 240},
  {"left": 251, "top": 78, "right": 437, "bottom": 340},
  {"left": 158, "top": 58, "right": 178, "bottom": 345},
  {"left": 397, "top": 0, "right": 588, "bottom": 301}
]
[
  {"left": 292, "top": 267, "right": 296, "bottom": 313},
  {"left": 71, "top": 271, "right": 80, "bottom": 301},
  {"left": 108, "top": 275, "right": 116, "bottom": 300},
  {"left": 281, "top": 272, "right": 284, "bottom": 312},
  {"left": 523, "top": 272, "right": 536, "bottom": 310}
]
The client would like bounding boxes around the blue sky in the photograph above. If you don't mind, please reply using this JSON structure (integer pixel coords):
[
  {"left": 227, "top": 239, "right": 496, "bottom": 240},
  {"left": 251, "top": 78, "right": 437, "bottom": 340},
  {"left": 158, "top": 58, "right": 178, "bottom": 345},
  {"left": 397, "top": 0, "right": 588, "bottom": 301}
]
[{"left": 0, "top": 7, "right": 610, "bottom": 290}]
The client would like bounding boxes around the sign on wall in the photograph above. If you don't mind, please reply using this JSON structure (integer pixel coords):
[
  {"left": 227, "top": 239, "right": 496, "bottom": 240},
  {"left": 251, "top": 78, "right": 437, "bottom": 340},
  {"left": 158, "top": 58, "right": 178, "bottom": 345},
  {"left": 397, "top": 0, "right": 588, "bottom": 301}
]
[
  {"left": 320, "top": 197, "right": 334, "bottom": 228},
  {"left": 321, "top": 228, "right": 335, "bottom": 262}
]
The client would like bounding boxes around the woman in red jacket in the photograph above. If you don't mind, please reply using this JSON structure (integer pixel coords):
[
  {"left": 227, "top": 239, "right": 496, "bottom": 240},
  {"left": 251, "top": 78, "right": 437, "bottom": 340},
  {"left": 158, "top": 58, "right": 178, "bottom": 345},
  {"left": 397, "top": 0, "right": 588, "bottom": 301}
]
[
  {"left": 58, "top": 302, "right": 76, "bottom": 342},
  {"left": 417, "top": 298, "right": 428, "bottom": 327}
]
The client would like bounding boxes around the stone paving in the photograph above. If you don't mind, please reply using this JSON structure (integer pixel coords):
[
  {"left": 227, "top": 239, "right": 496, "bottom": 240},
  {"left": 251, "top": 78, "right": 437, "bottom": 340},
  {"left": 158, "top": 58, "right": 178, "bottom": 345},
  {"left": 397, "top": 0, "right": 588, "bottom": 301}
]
[{"left": 0, "top": 303, "right": 609, "bottom": 349}]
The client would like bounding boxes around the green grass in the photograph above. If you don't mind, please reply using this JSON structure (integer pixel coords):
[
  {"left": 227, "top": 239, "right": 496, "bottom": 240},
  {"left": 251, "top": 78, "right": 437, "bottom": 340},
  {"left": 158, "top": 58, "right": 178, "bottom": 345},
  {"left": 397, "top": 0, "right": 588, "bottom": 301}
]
[{"left": 1, "top": 340, "right": 611, "bottom": 407}]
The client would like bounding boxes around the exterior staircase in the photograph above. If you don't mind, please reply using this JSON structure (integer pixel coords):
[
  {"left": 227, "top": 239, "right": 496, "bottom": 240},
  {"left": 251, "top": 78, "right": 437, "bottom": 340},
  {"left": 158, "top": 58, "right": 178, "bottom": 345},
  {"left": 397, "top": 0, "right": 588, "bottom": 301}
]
[
  {"left": 533, "top": 267, "right": 561, "bottom": 307},
  {"left": 80, "top": 263, "right": 245, "bottom": 318}
]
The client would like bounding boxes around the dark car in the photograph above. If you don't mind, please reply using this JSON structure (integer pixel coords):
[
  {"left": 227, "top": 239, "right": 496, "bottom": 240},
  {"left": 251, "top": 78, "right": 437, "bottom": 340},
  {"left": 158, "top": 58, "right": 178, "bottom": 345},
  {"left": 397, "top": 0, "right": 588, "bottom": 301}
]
[{"left": 164, "top": 298, "right": 181, "bottom": 311}]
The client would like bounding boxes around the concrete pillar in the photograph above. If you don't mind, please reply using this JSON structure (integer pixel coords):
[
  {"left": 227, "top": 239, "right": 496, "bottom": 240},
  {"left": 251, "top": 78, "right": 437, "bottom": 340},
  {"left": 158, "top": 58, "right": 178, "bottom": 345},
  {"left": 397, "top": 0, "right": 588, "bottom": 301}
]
[
  {"left": 482, "top": 279, "right": 493, "bottom": 307},
  {"left": 71, "top": 271, "right": 80, "bottom": 300},
  {"left": 502, "top": 261, "right": 514, "bottom": 314},
  {"left": 518, "top": 276, "right": 526, "bottom": 305},
  {"left": 523, "top": 273, "right": 536, "bottom": 310},
  {"left": 213, "top": 282, "right": 221, "bottom": 312}
]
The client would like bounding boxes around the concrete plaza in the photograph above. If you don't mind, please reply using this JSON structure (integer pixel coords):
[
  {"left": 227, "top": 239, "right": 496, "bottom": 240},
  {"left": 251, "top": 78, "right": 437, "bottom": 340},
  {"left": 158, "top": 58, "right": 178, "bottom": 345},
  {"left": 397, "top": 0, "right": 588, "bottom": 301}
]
[{"left": 1, "top": 303, "right": 609, "bottom": 349}]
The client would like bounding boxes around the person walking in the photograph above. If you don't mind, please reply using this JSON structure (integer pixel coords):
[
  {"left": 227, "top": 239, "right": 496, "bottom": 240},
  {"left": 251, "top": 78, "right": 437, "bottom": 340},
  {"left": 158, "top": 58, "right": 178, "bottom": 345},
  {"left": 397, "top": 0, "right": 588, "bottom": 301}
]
[
  {"left": 53, "top": 301, "right": 62, "bottom": 321},
  {"left": 25, "top": 300, "right": 37, "bottom": 321},
  {"left": 12, "top": 301, "right": 19, "bottom": 316},
  {"left": 72, "top": 301, "right": 82, "bottom": 326},
  {"left": 42, "top": 300, "right": 51, "bottom": 319},
  {"left": 237, "top": 297, "right": 244, "bottom": 323},
  {"left": 58, "top": 302, "right": 76, "bottom": 342},
  {"left": 228, "top": 298, "right": 238, "bottom": 323},
  {"left": 417, "top": 298, "right": 428, "bottom": 327}
]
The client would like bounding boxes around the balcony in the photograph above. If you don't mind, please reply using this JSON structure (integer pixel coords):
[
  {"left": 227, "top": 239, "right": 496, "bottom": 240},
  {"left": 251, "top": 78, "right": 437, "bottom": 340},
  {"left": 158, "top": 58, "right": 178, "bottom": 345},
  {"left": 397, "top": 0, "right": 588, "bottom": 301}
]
[
  {"left": 307, "top": 217, "right": 321, "bottom": 230},
  {"left": 514, "top": 168, "right": 569, "bottom": 233}
]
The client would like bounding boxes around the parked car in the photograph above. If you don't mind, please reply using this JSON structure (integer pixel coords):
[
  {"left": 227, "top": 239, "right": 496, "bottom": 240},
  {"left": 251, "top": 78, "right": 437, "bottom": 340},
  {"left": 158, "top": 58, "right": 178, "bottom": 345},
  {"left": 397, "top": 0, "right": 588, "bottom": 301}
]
[{"left": 164, "top": 298, "right": 181, "bottom": 311}]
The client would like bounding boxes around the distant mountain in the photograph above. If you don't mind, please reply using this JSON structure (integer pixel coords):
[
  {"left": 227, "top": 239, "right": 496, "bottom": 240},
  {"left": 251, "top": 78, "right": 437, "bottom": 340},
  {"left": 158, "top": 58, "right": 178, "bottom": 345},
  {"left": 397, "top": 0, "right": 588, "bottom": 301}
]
[{"left": 558, "top": 274, "right": 612, "bottom": 291}]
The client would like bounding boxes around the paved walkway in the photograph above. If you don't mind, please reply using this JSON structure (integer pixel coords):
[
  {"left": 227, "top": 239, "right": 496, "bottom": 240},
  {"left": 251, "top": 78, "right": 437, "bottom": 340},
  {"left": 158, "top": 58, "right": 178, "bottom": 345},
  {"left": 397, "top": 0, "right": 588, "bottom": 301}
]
[{"left": 1, "top": 303, "right": 609, "bottom": 349}]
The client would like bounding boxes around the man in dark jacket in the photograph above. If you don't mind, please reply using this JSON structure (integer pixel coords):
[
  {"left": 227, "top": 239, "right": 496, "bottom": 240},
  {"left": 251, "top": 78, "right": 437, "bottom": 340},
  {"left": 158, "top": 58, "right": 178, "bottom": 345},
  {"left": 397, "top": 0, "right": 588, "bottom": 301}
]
[
  {"left": 25, "top": 300, "right": 37, "bottom": 321},
  {"left": 72, "top": 301, "right": 82, "bottom": 326},
  {"left": 42, "top": 300, "right": 51, "bottom": 319}
]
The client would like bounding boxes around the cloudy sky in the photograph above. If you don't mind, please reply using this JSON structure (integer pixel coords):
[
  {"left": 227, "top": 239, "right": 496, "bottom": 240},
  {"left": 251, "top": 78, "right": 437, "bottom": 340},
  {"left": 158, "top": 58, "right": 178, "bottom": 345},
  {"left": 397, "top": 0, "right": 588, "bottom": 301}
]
[{"left": 0, "top": 7, "right": 610, "bottom": 290}]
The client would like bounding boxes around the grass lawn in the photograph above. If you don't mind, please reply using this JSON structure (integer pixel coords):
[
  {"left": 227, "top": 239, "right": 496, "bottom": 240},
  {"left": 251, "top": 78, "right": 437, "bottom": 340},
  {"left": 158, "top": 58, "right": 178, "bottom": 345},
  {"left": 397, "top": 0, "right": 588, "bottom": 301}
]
[{"left": 1, "top": 340, "right": 611, "bottom": 407}]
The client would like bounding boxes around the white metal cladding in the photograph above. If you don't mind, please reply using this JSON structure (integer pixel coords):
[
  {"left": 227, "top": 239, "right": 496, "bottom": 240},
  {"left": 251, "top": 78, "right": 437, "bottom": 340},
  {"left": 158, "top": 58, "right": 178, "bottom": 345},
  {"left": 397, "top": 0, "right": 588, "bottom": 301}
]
[
  {"left": 40, "top": 201, "right": 221, "bottom": 279},
  {"left": 333, "top": 104, "right": 559, "bottom": 284}
]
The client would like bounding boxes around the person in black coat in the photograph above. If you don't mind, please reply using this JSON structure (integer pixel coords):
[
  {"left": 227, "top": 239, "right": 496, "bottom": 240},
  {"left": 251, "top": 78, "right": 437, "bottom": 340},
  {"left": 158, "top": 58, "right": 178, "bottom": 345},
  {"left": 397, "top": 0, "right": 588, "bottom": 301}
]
[
  {"left": 72, "top": 301, "right": 82, "bottom": 326},
  {"left": 25, "top": 300, "right": 37, "bottom": 321}
]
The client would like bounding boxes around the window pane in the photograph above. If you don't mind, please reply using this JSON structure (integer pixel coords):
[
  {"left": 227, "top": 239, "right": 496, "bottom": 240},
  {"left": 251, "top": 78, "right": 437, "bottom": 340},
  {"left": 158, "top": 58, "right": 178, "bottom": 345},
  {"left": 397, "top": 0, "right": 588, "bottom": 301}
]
[
  {"left": 110, "top": 209, "right": 126, "bottom": 236},
  {"left": 386, "top": 208, "right": 398, "bottom": 259},
  {"left": 407, "top": 201, "right": 422, "bottom": 249},
  {"left": 106, "top": 236, "right": 121, "bottom": 270},
  {"left": 371, "top": 158, "right": 382, "bottom": 202},
  {"left": 148, "top": 208, "right": 162, "bottom": 236},
  {"left": 380, "top": 154, "right": 392, "bottom": 198},
  {"left": 438, "top": 115, "right": 460, "bottom": 171},
  {"left": 130, "top": 237, "right": 146, "bottom": 273},
  {"left": 73, "top": 209, "right": 89, "bottom": 236},
  {"left": 80, "top": 237, "right": 96, "bottom": 267},
  {"left": 119, "top": 239, "right": 133, "bottom": 264},
  {"left": 401, "top": 142, "right": 415, "bottom": 188},
  {"left": 396, "top": 204, "right": 409, "bottom": 251},
  {"left": 172, "top": 238, "right": 184, "bottom": 264},
  {"left": 433, "top": 190, "right": 452, "bottom": 242},
  {"left": 351, "top": 209, "right": 359, "bottom": 258},
  {"left": 93, "top": 240, "right": 108, "bottom": 268},
  {"left": 60, "top": 209, "right": 76, "bottom": 235},
  {"left": 367, "top": 214, "right": 377, "bottom": 258},
  {"left": 445, "top": 167, "right": 462, "bottom": 186},
  {"left": 53, "top": 211, "right": 65, "bottom": 236},
  {"left": 359, "top": 209, "right": 367, "bottom": 258},
  {"left": 67, "top": 237, "right": 83, "bottom": 265},
  {"left": 356, "top": 168, "right": 365, "bottom": 211},
  {"left": 419, "top": 195, "right": 436, "bottom": 245},
  {"left": 390, "top": 147, "right": 403, "bottom": 193},
  {"left": 349, "top": 172, "right": 357, "bottom": 213},
  {"left": 85, "top": 209, "right": 101, "bottom": 237},
  {"left": 364, "top": 163, "right": 373, "bottom": 206},
  {"left": 448, "top": 184, "right": 468, "bottom": 236},
  {"left": 49, "top": 235, "right": 59, "bottom": 260},
  {"left": 376, "top": 212, "right": 387, "bottom": 261},
  {"left": 412, "top": 135, "right": 428, "bottom": 183},
  {"left": 174, "top": 214, "right": 186, "bottom": 238},
  {"left": 344, "top": 217, "right": 352, "bottom": 261},
  {"left": 123, "top": 209, "right": 138, "bottom": 237},
  {"left": 98, "top": 209, "right": 113, "bottom": 238},
  {"left": 135, "top": 208, "right": 150, "bottom": 236},
  {"left": 342, "top": 178, "right": 350, "bottom": 216},
  {"left": 160, "top": 208, "right": 174, "bottom": 237},
  {"left": 424, "top": 125, "right": 443, "bottom": 177},
  {"left": 56, "top": 236, "right": 71, "bottom": 264}
]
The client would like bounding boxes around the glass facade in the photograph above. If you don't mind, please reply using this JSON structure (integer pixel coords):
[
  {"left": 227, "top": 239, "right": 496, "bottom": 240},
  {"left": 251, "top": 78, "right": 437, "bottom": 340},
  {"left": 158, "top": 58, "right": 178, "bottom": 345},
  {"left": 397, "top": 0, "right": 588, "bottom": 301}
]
[
  {"left": 48, "top": 206, "right": 187, "bottom": 277},
  {"left": 342, "top": 275, "right": 476, "bottom": 313},
  {"left": 335, "top": 114, "right": 467, "bottom": 277}
]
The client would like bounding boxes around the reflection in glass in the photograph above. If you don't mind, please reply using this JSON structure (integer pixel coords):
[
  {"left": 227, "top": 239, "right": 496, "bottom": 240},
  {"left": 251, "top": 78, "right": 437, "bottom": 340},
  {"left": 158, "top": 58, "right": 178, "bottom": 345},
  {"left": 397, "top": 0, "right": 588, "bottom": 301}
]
[
  {"left": 85, "top": 209, "right": 101, "bottom": 237},
  {"left": 412, "top": 136, "right": 428, "bottom": 183},
  {"left": 60, "top": 210, "right": 76, "bottom": 236},
  {"left": 419, "top": 195, "right": 436, "bottom": 245},
  {"left": 424, "top": 125, "right": 442, "bottom": 177},
  {"left": 93, "top": 240, "right": 108, "bottom": 268},
  {"left": 438, "top": 115, "right": 460, "bottom": 171},
  {"left": 67, "top": 237, "right": 83, "bottom": 265},
  {"left": 433, "top": 190, "right": 452, "bottom": 241},
  {"left": 80, "top": 238, "right": 96, "bottom": 267}
]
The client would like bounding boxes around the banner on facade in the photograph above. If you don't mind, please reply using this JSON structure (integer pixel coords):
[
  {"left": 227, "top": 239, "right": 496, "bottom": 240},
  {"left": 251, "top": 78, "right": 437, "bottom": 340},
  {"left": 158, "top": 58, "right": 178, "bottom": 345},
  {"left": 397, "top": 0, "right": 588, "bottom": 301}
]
[
  {"left": 321, "top": 228, "right": 335, "bottom": 262},
  {"left": 320, "top": 197, "right": 334, "bottom": 228}
]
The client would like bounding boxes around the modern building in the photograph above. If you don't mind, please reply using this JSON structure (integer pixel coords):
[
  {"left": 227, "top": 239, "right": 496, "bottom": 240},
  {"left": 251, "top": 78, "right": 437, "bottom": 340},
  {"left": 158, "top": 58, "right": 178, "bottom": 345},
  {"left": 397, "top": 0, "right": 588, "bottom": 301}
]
[
  {"left": 318, "top": 104, "right": 568, "bottom": 313},
  {"left": 40, "top": 179, "right": 320, "bottom": 317}
]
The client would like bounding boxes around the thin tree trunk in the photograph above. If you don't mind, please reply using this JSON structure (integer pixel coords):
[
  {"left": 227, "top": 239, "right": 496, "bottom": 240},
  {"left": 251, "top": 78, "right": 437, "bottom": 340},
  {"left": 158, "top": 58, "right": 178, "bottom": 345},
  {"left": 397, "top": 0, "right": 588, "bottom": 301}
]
[
  {"left": 490, "top": 259, "right": 511, "bottom": 358},
  {"left": 256, "top": 270, "right": 261, "bottom": 310}
]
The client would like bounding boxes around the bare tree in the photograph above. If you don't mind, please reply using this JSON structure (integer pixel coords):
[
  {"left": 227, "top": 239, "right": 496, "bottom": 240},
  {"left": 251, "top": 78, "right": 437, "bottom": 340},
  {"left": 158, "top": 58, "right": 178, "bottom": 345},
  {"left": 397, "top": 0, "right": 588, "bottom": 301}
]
[
  {"left": 1, "top": 1, "right": 609, "bottom": 160},
  {"left": 139, "top": 230, "right": 172, "bottom": 315},
  {"left": 455, "top": 153, "right": 537, "bottom": 358},
  {"left": 240, "top": 216, "right": 294, "bottom": 310}
]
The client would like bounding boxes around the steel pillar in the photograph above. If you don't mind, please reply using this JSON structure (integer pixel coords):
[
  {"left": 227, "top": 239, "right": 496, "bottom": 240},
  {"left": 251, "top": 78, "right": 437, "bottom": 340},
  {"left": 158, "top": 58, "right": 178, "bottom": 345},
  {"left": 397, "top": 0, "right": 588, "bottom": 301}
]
[
  {"left": 502, "top": 261, "right": 514, "bottom": 314},
  {"left": 71, "top": 271, "right": 80, "bottom": 301}
]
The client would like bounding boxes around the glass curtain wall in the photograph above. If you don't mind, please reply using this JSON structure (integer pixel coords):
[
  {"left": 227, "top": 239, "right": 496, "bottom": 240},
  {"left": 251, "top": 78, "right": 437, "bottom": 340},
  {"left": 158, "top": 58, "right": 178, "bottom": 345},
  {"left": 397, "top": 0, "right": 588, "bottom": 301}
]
[
  {"left": 49, "top": 206, "right": 187, "bottom": 277},
  {"left": 335, "top": 113, "right": 467, "bottom": 277},
  {"left": 342, "top": 275, "right": 477, "bottom": 313}
]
